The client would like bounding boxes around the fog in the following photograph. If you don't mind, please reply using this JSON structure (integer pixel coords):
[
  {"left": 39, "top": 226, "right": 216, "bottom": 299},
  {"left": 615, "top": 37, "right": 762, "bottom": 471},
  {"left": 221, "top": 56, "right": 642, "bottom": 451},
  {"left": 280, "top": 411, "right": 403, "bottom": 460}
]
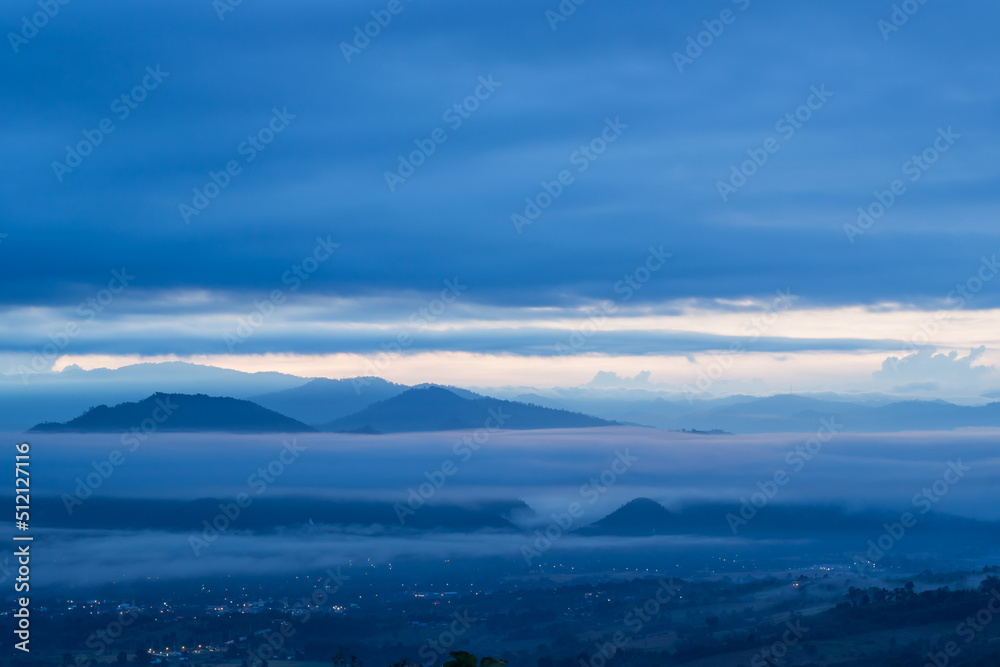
[
  {"left": 15, "top": 427, "right": 1000, "bottom": 519},
  {"left": 11, "top": 427, "right": 1000, "bottom": 588},
  {"left": 29, "top": 526, "right": 769, "bottom": 587}
]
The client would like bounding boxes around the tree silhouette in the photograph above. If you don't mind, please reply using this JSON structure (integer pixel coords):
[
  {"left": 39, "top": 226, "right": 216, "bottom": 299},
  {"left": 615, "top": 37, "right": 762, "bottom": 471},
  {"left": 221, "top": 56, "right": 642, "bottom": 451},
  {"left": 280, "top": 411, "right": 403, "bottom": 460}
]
[
  {"left": 442, "top": 652, "right": 507, "bottom": 667},
  {"left": 331, "top": 652, "right": 362, "bottom": 667}
]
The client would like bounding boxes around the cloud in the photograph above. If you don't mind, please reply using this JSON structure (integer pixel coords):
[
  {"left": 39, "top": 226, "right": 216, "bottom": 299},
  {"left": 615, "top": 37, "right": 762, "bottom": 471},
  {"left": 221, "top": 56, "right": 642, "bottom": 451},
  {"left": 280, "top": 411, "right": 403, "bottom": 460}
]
[
  {"left": 873, "top": 346, "right": 998, "bottom": 395},
  {"left": 22, "top": 427, "right": 1000, "bottom": 586},
  {"left": 4, "top": 0, "right": 1000, "bottom": 399},
  {"left": 586, "top": 370, "right": 653, "bottom": 388},
  {"left": 1, "top": 0, "right": 999, "bottom": 312},
  {"left": 890, "top": 381, "right": 940, "bottom": 393}
]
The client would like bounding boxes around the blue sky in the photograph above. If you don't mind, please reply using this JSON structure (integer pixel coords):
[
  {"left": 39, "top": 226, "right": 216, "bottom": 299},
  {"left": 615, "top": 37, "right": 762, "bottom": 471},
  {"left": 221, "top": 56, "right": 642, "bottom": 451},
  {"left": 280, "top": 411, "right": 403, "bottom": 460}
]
[{"left": 2, "top": 0, "right": 999, "bottom": 396}]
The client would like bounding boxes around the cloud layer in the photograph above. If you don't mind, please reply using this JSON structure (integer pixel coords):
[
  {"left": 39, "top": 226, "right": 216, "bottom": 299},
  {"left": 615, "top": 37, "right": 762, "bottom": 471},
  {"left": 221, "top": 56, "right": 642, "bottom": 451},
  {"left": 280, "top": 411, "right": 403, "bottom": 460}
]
[{"left": 3, "top": 0, "right": 999, "bottom": 393}]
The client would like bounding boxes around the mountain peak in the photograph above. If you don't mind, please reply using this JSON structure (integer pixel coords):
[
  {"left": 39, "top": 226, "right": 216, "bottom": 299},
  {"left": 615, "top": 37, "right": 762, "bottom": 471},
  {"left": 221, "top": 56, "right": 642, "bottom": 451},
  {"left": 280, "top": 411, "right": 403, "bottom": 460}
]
[
  {"left": 321, "top": 386, "right": 617, "bottom": 433},
  {"left": 579, "top": 498, "right": 675, "bottom": 536},
  {"left": 29, "top": 393, "right": 315, "bottom": 433}
]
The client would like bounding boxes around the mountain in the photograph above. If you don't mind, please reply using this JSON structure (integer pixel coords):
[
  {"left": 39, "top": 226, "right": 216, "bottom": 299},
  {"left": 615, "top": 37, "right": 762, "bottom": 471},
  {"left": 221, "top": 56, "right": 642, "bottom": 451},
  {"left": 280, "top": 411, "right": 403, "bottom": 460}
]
[
  {"left": 0, "top": 361, "right": 309, "bottom": 431},
  {"left": 496, "top": 390, "right": 1000, "bottom": 433},
  {"left": 412, "top": 383, "right": 484, "bottom": 400},
  {"left": 29, "top": 393, "right": 315, "bottom": 433},
  {"left": 252, "top": 380, "right": 493, "bottom": 425},
  {"left": 578, "top": 498, "right": 678, "bottom": 536},
  {"left": 511, "top": 393, "right": 573, "bottom": 411},
  {"left": 33, "top": 496, "right": 528, "bottom": 533},
  {"left": 686, "top": 396, "right": 1000, "bottom": 433},
  {"left": 320, "top": 386, "right": 617, "bottom": 433},
  {"left": 252, "top": 376, "right": 408, "bottom": 425}
]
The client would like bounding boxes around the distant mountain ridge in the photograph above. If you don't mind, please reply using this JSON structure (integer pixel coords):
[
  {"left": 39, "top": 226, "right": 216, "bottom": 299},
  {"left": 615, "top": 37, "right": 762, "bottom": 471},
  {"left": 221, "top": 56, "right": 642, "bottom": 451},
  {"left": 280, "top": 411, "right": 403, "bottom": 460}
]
[
  {"left": 678, "top": 394, "right": 1000, "bottom": 433},
  {"left": 29, "top": 393, "right": 316, "bottom": 433},
  {"left": 320, "top": 386, "right": 618, "bottom": 433},
  {"left": 0, "top": 361, "right": 310, "bottom": 432},
  {"left": 12, "top": 360, "right": 1000, "bottom": 434},
  {"left": 34, "top": 496, "right": 529, "bottom": 533},
  {"left": 251, "top": 377, "right": 486, "bottom": 425},
  {"left": 497, "top": 391, "right": 1000, "bottom": 433},
  {"left": 252, "top": 376, "right": 408, "bottom": 425}
]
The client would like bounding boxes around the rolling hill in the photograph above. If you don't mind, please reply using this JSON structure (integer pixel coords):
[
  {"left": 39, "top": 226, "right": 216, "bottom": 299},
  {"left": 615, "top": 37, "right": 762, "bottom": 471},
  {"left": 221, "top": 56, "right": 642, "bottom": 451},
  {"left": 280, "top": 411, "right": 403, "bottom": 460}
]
[
  {"left": 252, "top": 376, "right": 408, "bottom": 425},
  {"left": 320, "top": 386, "right": 617, "bottom": 433},
  {"left": 29, "top": 393, "right": 316, "bottom": 433},
  {"left": 577, "top": 497, "right": 678, "bottom": 536}
]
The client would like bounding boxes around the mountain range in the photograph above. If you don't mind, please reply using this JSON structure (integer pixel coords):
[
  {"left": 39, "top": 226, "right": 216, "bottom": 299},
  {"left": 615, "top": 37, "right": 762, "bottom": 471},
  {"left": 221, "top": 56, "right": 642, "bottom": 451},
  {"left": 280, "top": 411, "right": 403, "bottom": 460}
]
[
  {"left": 251, "top": 376, "right": 407, "bottom": 425},
  {"left": 321, "top": 385, "right": 617, "bottom": 433},
  {"left": 30, "top": 493, "right": 1000, "bottom": 545},
  {"left": 9, "top": 361, "right": 1000, "bottom": 433},
  {"left": 27, "top": 386, "right": 617, "bottom": 433}
]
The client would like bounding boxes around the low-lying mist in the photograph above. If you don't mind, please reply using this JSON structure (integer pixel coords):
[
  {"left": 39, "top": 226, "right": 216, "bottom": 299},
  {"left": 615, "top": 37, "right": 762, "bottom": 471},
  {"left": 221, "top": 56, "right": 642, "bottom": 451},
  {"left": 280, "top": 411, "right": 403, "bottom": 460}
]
[{"left": 11, "top": 427, "right": 1000, "bottom": 587}]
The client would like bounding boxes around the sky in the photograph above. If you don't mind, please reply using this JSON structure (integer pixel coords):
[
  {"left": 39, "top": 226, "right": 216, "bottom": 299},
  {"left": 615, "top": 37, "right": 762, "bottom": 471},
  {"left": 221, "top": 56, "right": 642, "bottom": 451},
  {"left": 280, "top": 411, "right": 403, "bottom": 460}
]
[{"left": 2, "top": 0, "right": 999, "bottom": 398}]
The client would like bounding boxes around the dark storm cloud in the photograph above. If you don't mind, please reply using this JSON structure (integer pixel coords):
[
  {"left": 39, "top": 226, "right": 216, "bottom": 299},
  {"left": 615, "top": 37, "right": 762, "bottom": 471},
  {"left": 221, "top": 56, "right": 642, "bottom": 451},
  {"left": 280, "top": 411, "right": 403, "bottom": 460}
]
[{"left": 1, "top": 0, "right": 998, "bottom": 319}]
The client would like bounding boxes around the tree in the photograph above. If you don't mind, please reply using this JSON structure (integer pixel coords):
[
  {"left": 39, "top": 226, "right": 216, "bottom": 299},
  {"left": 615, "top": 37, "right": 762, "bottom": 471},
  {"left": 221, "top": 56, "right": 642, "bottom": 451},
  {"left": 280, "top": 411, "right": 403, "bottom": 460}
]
[
  {"left": 331, "top": 652, "right": 362, "bottom": 667},
  {"left": 442, "top": 653, "right": 507, "bottom": 667}
]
